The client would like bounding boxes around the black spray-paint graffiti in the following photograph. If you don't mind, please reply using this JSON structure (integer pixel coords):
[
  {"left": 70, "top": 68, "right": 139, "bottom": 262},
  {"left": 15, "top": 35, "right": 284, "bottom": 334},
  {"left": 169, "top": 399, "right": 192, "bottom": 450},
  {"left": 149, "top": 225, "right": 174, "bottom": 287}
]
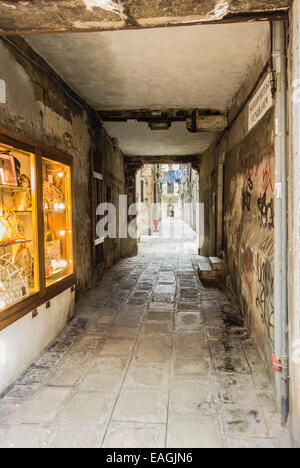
[
  {"left": 255, "top": 255, "right": 274, "bottom": 347},
  {"left": 259, "top": 236, "right": 274, "bottom": 256},
  {"left": 257, "top": 193, "right": 274, "bottom": 228},
  {"left": 242, "top": 178, "right": 254, "bottom": 211}
]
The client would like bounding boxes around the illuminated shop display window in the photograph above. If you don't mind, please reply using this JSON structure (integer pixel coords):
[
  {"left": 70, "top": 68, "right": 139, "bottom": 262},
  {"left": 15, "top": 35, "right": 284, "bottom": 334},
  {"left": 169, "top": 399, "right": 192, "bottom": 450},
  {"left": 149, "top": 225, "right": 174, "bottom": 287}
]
[
  {"left": 42, "top": 157, "right": 73, "bottom": 287},
  {"left": 0, "top": 143, "right": 39, "bottom": 311},
  {"left": 0, "top": 136, "right": 74, "bottom": 322}
]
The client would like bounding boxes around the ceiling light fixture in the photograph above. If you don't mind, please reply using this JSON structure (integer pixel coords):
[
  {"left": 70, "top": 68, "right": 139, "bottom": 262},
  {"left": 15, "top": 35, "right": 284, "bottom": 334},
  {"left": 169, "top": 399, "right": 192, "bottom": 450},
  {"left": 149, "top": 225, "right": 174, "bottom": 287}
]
[{"left": 148, "top": 120, "right": 171, "bottom": 131}]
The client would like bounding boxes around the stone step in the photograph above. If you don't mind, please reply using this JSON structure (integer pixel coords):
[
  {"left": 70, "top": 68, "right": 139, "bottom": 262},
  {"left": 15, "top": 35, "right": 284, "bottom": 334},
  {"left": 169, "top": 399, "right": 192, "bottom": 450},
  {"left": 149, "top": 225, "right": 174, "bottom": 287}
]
[
  {"left": 209, "top": 257, "right": 224, "bottom": 272},
  {"left": 198, "top": 261, "right": 221, "bottom": 281}
]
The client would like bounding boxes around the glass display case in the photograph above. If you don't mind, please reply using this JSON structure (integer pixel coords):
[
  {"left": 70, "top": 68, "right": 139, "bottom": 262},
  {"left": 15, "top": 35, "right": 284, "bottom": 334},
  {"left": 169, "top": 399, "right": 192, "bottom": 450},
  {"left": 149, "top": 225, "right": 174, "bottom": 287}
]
[
  {"left": 0, "top": 142, "right": 39, "bottom": 311},
  {"left": 42, "top": 157, "right": 73, "bottom": 287},
  {"left": 0, "top": 132, "right": 74, "bottom": 325}
]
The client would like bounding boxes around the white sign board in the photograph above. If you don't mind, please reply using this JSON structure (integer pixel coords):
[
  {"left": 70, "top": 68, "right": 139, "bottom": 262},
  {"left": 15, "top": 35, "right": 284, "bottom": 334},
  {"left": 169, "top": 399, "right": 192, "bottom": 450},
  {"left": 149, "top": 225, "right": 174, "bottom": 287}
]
[
  {"left": 0, "top": 80, "right": 6, "bottom": 104},
  {"left": 248, "top": 73, "right": 273, "bottom": 131}
]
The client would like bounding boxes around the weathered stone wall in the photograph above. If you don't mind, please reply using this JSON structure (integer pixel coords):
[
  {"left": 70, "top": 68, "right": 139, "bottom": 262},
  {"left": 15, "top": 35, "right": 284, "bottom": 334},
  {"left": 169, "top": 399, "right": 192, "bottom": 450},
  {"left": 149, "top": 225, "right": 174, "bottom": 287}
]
[
  {"left": 200, "top": 108, "right": 275, "bottom": 372},
  {"left": 0, "top": 38, "right": 125, "bottom": 297},
  {"left": 121, "top": 161, "right": 142, "bottom": 257},
  {"left": 223, "top": 109, "right": 275, "bottom": 369},
  {"left": 97, "top": 132, "right": 126, "bottom": 269},
  {"left": 198, "top": 28, "right": 275, "bottom": 372},
  {"left": 199, "top": 148, "right": 217, "bottom": 256}
]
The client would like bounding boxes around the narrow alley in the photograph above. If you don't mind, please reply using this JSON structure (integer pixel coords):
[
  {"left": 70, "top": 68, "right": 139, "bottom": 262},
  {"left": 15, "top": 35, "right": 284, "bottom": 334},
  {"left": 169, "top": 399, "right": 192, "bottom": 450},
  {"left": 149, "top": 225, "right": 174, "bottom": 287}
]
[
  {"left": 1, "top": 0, "right": 300, "bottom": 451},
  {"left": 0, "top": 219, "right": 292, "bottom": 448},
  {"left": 139, "top": 218, "right": 199, "bottom": 257}
]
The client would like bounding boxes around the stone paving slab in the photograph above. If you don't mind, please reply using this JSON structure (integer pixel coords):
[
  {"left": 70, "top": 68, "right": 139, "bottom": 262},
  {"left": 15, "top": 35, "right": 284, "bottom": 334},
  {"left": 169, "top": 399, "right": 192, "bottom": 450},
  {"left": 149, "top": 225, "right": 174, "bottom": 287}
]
[
  {"left": 0, "top": 427, "right": 8, "bottom": 445},
  {"left": 78, "top": 373, "right": 123, "bottom": 393},
  {"left": 0, "top": 424, "right": 53, "bottom": 448},
  {"left": 57, "top": 351, "right": 96, "bottom": 370},
  {"left": 225, "top": 437, "right": 293, "bottom": 449},
  {"left": 175, "top": 312, "right": 204, "bottom": 332},
  {"left": 8, "top": 386, "right": 71, "bottom": 425},
  {"left": 136, "top": 335, "right": 171, "bottom": 363},
  {"left": 59, "top": 392, "right": 114, "bottom": 425},
  {"left": 124, "top": 362, "right": 169, "bottom": 388},
  {"left": 146, "top": 311, "right": 173, "bottom": 322},
  {"left": 173, "top": 331, "right": 209, "bottom": 359},
  {"left": 167, "top": 414, "right": 223, "bottom": 448},
  {"left": 98, "top": 338, "right": 135, "bottom": 357},
  {"left": 0, "top": 400, "right": 21, "bottom": 426},
  {"left": 4, "top": 384, "right": 40, "bottom": 401},
  {"left": 47, "top": 366, "right": 83, "bottom": 387},
  {"left": 91, "top": 356, "right": 128, "bottom": 374},
  {"left": 172, "top": 358, "right": 211, "bottom": 378},
  {"left": 220, "top": 402, "right": 268, "bottom": 437},
  {"left": 48, "top": 424, "right": 106, "bottom": 448},
  {"left": 149, "top": 302, "right": 174, "bottom": 313},
  {"left": 103, "top": 422, "right": 166, "bottom": 448},
  {"left": 113, "top": 388, "right": 168, "bottom": 424},
  {"left": 141, "top": 322, "right": 171, "bottom": 335},
  {"left": 169, "top": 380, "right": 214, "bottom": 417}
]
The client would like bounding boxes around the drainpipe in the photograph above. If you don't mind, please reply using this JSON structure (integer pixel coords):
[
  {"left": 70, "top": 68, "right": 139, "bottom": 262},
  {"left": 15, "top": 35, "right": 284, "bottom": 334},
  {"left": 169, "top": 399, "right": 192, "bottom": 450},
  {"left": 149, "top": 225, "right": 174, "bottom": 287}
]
[{"left": 272, "top": 21, "right": 289, "bottom": 425}]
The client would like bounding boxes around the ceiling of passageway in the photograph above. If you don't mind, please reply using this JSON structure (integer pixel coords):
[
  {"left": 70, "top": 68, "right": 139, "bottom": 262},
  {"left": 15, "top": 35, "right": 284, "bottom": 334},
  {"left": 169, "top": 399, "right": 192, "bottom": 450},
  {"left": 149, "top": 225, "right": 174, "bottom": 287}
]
[
  {"left": 103, "top": 122, "right": 217, "bottom": 157},
  {"left": 27, "top": 23, "right": 269, "bottom": 111},
  {"left": 26, "top": 21, "right": 270, "bottom": 157}
]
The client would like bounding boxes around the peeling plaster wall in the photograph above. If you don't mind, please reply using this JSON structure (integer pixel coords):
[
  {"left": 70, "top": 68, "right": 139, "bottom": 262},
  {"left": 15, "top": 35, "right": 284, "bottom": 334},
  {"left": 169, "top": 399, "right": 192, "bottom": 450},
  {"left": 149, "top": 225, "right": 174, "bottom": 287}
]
[
  {"left": 199, "top": 35, "right": 275, "bottom": 374},
  {"left": 223, "top": 108, "right": 275, "bottom": 370}
]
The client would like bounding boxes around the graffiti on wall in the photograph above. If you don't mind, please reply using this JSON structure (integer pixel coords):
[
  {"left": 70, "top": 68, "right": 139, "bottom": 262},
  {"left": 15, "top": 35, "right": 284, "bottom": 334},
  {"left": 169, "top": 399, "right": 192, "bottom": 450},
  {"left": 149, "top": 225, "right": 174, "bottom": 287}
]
[
  {"left": 242, "top": 178, "right": 253, "bottom": 211},
  {"left": 255, "top": 252, "right": 274, "bottom": 347},
  {"left": 262, "top": 146, "right": 274, "bottom": 194},
  {"left": 243, "top": 245, "right": 274, "bottom": 347},
  {"left": 257, "top": 193, "right": 274, "bottom": 228},
  {"left": 242, "top": 153, "right": 259, "bottom": 182},
  {"left": 241, "top": 146, "right": 275, "bottom": 230},
  {"left": 258, "top": 235, "right": 274, "bottom": 256},
  {"left": 243, "top": 252, "right": 253, "bottom": 303}
]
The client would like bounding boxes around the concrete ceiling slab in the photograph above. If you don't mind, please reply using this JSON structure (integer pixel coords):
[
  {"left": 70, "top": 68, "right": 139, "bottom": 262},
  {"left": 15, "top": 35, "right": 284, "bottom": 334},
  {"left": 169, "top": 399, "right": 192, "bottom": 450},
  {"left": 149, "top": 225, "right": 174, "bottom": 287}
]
[
  {"left": 25, "top": 21, "right": 270, "bottom": 157},
  {"left": 103, "top": 122, "right": 217, "bottom": 156},
  {"left": 26, "top": 22, "right": 270, "bottom": 112},
  {"left": 0, "top": 0, "right": 289, "bottom": 34}
]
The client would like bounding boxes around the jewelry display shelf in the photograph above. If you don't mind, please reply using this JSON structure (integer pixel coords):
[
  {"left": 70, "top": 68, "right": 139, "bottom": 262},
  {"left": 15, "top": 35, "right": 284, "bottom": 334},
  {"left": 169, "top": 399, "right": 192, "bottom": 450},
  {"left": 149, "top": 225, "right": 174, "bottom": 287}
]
[
  {"left": 0, "top": 185, "right": 30, "bottom": 193},
  {"left": 0, "top": 239, "right": 33, "bottom": 248}
]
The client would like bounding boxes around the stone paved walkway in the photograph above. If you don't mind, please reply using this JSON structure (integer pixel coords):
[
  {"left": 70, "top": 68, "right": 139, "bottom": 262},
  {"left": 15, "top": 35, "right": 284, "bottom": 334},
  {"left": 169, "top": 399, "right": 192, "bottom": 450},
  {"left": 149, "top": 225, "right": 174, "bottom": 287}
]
[{"left": 0, "top": 220, "right": 293, "bottom": 448}]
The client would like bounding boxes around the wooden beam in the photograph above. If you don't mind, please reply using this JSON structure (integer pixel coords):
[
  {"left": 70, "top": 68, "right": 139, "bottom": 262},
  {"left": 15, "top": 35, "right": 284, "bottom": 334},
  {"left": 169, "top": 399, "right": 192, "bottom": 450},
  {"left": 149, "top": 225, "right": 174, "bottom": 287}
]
[
  {"left": 187, "top": 113, "right": 228, "bottom": 133},
  {"left": 100, "top": 109, "right": 224, "bottom": 123},
  {"left": 0, "top": 10, "right": 289, "bottom": 36}
]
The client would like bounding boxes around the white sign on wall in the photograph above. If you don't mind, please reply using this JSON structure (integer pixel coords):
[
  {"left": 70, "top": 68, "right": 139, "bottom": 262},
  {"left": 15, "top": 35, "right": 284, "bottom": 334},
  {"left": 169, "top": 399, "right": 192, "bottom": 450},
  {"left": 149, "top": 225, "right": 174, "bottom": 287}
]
[
  {"left": 0, "top": 80, "right": 6, "bottom": 104},
  {"left": 248, "top": 73, "right": 273, "bottom": 131}
]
